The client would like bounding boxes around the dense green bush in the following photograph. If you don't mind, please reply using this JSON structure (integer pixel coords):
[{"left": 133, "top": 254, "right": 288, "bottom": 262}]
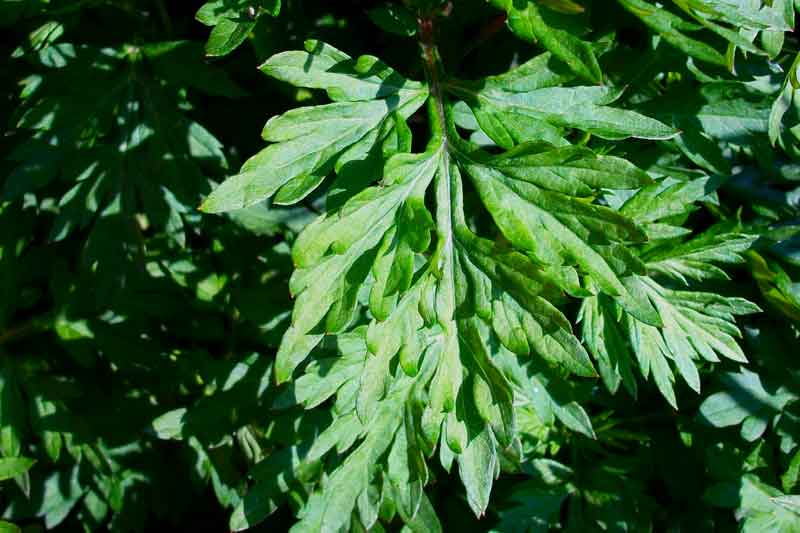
[{"left": 2, "top": 0, "right": 800, "bottom": 531}]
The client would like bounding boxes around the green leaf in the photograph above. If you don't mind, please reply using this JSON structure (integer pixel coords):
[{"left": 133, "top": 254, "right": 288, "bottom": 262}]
[
  {"left": 196, "top": 0, "right": 280, "bottom": 56},
  {"left": 457, "top": 420, "right": 498, "bottom": 516},
  {"left": 401, "top": 491, "right": 442, "bottom": 533},
  {"left": 619, "top": 176, "right": 718, "bottom": 224},
  {"left": 201, "top": 29, "right": 770, "bottom": 531},
  {"left": 580, "top": 216, "right": 758, "bottom": 406},
  {"left": 0, "top": 457, "right": 35, "bottom": 481},
  {"left": 205, "top": 18, "right": 254, "bottom": 57},
  {"left": 735, "top": 475, "right": 800, "bottom": 532},
  {"left": 674, "top": 0, "right": 791, "bottom": 32},
  {"left": 644, "top": 83, "right": 771, "bottom": 145},
  {"left": 0, "top": 521, "right": 21, "bottom": 533},
  {"left": 11, "top": 20, "right": 63, "bottom": 58},
  {"left": 699, "top": 368, "right": 797, "bottom": 440},
  {"left": 619, "top": 0, "right": 792, "bottom": 67},
  {"left": 496, "top": 347, "right": 596, "bottom": 437},
  {"left": 491, "top": 483, "right": 570, "bottom": 533},
  {"left": 782, "top": 449, "right": 800, "bottom": 493},
  {"left": 229, "top": 446, "right": 304, "bottom": 531},
  {"left": 461, "top": 143, "right": 660, "bottom": 326},
  {"left": 645, "top": 230, "right": 757, "bottom": 283},
  {"left": 619, "top": 0, "right": 727, "bottom": 65},
  {"left": 449, "top": 74, "right": 677, "bottom": 150},
  {"left": 150, "top": 408, "right": 188, "bottom": 440},
  {"left": 291, "top": 391, "right": 407, "bottom": 532},
  {"left": 491, "top": 0, "right": 602, "bottom": 83},
  {"left": 770, "top": 53, "right": 800, "bottom": 149},
  {"left": 201, "top": 41, "right": 427, "bottom": 213}
]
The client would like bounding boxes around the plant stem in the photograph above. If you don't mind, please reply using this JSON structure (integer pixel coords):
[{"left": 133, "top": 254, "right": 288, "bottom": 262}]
[
  {"left": 419, "top": 14, "right": 462, "bottom": 338},
  {"left": 419, "top": 17, "right": 447, "bottom": 146}
]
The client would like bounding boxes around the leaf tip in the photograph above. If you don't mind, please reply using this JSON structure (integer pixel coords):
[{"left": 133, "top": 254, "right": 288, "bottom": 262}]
[
  {"left": 274, "top": 366, "right": 289, "bottom": 385},
  {"left": 198, "top": 199, "right": 219, "bottom": 213}
]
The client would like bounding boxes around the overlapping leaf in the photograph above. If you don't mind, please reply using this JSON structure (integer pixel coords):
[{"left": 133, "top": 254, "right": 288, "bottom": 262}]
[
  {"left": 489, "top": 0, "right": 602, "bottom": 83},
  {"left": 770, "top": 53, "right": 800, "bottom": 157},
  {"left": 447, "top": 56, "right": 677, "bottom": 149},
  {"left": 491, "top": 456, "right": 654, "bottom": 532},
  {"left": 700, "top": 367, "right": 798, "bottom": 442},
  {"left": 581, "top": 180, "right": 759, "bottom": 407},
  {"left": 619, "top": 0, "right": 793, "bottom": 68},
  {"left": 8, "top": 41, "right": 233, "bottom": 251},
  {"left": 196, "top": 0, "right": 281, "bottom": 56},
  {"left": 4, "top": 0, "right": 799, "bottom": 531},
  {"left": 200, "top": 34, "right": 767, "bottom": 529},
  {"left": 201, "top": 40, "right": 427, "bottom": 213}
]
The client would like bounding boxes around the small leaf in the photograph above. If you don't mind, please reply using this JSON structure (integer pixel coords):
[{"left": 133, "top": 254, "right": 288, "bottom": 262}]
[
  {"left": 491, "top": 0, "right": 602, "bottom": 83},
  {"left": 206, "top": 18, "right": 254, "bottom": 57},
  {"left": 0, "top": 457, "right": 35, "bottom": 481},
  {"left": 457, "top": 423, "right": 497, "bottom": 516},
  {"left": 0, "top": 521, "right": 21, "bottom": 533},
  {"left": 150, "top": 408, "right": 188, "bottom": 440}
]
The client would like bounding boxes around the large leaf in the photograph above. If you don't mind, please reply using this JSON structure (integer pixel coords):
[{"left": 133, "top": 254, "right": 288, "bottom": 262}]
[{"left": 203, "top": 35, "right": 756, "bottom": 528}]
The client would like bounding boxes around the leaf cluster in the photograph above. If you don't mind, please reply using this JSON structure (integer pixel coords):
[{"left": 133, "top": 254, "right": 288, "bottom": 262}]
[{"left": 1, "top": 1, "right": 800, "bottom": 532}]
